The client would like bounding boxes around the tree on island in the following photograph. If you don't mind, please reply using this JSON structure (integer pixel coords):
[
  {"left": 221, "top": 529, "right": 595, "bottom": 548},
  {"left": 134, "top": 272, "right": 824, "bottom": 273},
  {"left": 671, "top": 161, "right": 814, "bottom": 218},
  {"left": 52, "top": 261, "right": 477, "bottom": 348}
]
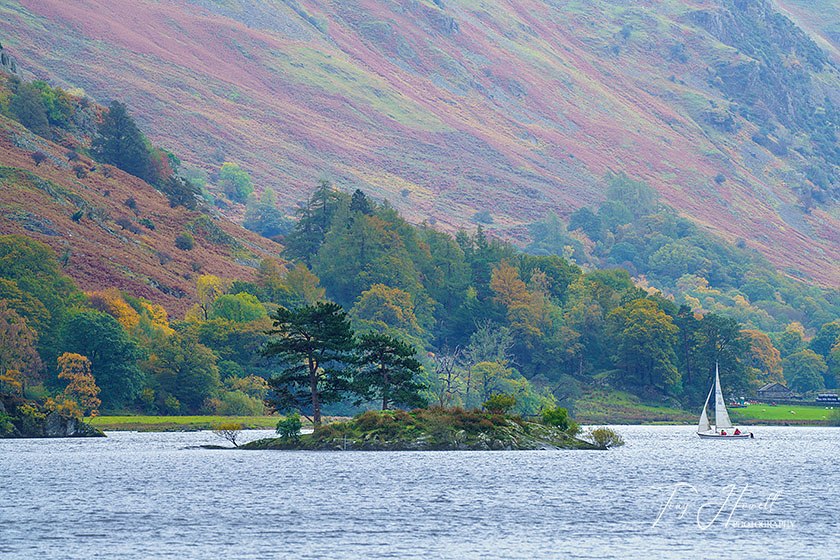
[
  {"left": 353, "top": 332, "right": 427, "bottom": 410},
  {"left": 262, "top": 302, "right": 356, "bottom": 427}
]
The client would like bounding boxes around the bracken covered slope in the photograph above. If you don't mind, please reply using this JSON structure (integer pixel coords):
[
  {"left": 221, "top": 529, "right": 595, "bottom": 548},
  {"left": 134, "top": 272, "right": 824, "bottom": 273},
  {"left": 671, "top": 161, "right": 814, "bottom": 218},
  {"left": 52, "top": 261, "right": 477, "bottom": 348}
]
[
  {"left": 0, "top": 113, "right": 281, "bottom": 316},
  {"left": 3, "top": 0, "right": 840, "bottom": 285}
]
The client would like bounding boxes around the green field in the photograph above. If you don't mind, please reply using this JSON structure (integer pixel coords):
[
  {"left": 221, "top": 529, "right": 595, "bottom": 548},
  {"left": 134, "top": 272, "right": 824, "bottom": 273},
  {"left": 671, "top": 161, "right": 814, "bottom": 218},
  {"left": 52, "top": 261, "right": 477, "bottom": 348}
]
[
  {"left": 730, "top": 404, "right": 838, "bottom": 424},
  {"left": 572, "top": 389, "right": 696, "bottom": 425},
  {"left": 90, "top": 415, "right": 285, "bottom": 431}
]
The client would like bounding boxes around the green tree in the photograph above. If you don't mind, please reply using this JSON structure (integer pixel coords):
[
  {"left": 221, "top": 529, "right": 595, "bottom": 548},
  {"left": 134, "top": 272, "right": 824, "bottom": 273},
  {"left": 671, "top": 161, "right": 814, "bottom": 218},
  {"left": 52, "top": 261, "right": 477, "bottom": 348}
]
[
  {"left": 607, "top": 298, "right": 680, "bottom": 392},
  {"left": 143, "top": 334, "right": 220, "bottom": 412},
  {"left": 91, "top": 101, "right": 151, "bottom": 181},
  {"left": 809, "top": 322, "right": 840, "bottom": 359},
  {"left": 60, "top": 311, "right": 143, "bottom": 409},
  {"left": 568, "top": 206, "right": 602, "bottom": 241},
  {"left": 350, "top": 189, "right": 373, "bottom": 215},
  {"left": 210, "top": 293, "right": 267, "bottom": 323},
  {"left": 219, "top": 162, "right": 254, "bottom": 202},
  {"left": 261, "top": 302, "right": 357, "bottom": 427},
  {"left": 354, "top": 332, "right": 427, "bottom": 410},
  {"left": 0, "top": 235, "right": 82, "bottom": 370},
  {"left": 10, "top": 82, "right": 50, "bottom": 137},
  {"left": 283, "top": 180, "right": 345, "bottom": 265},
  {"left": 783, "top": 349, "right": 826, "bottom": 393}
]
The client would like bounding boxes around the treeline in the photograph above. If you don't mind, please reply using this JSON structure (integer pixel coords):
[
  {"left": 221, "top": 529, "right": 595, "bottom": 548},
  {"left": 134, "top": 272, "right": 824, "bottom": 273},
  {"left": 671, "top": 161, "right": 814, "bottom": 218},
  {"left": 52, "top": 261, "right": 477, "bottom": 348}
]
[{"left": 2, "top": 172, "right": 838, "bottom": 420}]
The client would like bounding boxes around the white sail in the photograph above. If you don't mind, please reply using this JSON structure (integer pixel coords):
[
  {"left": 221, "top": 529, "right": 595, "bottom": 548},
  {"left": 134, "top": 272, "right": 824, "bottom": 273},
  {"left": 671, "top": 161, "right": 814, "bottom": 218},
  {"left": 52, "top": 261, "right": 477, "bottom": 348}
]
[
  {"left": 714, "top": 363, "right": 733, "bottom": 429},
  {"left": 697, "top": 385, "right": 713, "bottom": 433}
]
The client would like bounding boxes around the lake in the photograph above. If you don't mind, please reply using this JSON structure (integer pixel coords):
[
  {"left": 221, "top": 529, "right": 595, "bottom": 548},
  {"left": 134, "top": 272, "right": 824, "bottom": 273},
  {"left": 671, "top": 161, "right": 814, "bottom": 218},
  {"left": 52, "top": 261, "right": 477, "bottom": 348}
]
[{"left": 1, "top": 426, "right": 838, "bottom": 559}]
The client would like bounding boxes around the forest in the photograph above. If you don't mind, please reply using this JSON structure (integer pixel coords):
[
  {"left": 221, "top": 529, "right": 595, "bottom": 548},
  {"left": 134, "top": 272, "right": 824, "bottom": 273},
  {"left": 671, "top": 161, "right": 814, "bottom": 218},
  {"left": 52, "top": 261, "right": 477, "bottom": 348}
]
[{"left": 1, "top": 74, "right": 839, "bottom": 424}]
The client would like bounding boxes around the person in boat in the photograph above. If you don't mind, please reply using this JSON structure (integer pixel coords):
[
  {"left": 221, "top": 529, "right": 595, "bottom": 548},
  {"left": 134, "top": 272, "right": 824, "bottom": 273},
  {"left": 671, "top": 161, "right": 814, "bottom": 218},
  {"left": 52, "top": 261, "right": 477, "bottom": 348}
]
[
  {"left": 734, "top": 429, "right": 741, "bottom": 435},
  {"left": 750, "top": 433, "right": 754, "bottom": 439},
  {"left": 720, "top": 430, "right": 726, "bottom": 435}
]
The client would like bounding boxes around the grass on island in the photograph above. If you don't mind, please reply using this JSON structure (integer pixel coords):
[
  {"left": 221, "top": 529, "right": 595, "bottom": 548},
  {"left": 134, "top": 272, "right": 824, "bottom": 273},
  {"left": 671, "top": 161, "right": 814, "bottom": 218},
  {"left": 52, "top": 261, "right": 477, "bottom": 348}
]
[
  {"left": 729, "top": 404, "right": 837, "bottom": 424},
  {"left": 242, "top": 407, "right": 600, "bottom": 451}
]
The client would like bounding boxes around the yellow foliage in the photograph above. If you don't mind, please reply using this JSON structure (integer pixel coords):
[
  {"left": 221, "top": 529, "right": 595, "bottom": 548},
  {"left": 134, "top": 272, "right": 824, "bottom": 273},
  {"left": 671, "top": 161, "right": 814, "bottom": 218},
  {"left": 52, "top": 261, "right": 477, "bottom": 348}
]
[
  {"left": 57, "top": 352, "right": 101, "bottom": 417},
  {"left": 86, "top": 288, "right": 139, "bottom": 330}
]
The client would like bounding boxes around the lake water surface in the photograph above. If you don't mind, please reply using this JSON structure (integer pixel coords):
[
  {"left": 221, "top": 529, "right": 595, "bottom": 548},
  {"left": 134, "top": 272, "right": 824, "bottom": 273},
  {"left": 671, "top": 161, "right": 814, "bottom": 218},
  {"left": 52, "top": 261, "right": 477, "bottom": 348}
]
[{"left": 2, "top": 426, "right": 838, "bottom": 559}]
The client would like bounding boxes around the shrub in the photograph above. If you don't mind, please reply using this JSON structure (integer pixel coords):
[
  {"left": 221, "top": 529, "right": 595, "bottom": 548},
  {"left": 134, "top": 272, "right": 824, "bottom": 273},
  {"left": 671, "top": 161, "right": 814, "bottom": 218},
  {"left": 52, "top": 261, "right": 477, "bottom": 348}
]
[
  {"left": 31, "top": 151, "right": 48, "bottom": 166},
  {"left": 115, "top": 216, "right": 140, "bottom": 233},
  {"left": 163, "top": 395, "right": 181, "bottom": 414},
  {"left": 473, "top": 210, "right": 494, "bottom": 224},
  {"left": 483, "top": 393, "right": 517, "bottom": 414},
  {"left": 218, "top": 390, "right": 264, "bottom": 416},
  {"left": 276, "top": 413, "right": 302, "bottom": 441},
  {"left": 714, "top": 173, "right": 726, "bottom": 184},
  {"left": 587, "top": 427, "right": 625, "bottom": 449},
  {"left": 73, "top": 164, "right": 87, "bottom": 178},
  {"left": 66, "top": 150, "right": 80, "bottom": 162},
  {"left": 542, "top": 406, "right": 572, "bottom": 429},
  {"left": 213, "top": 422, "right": 243, "bottom": 447},
  {"left": 175, "top": 232, "right": 195, "bottom": 250},
  {"left": 71, "top": 210, "right": 84, "bottom": 222},
  {"left": 124, "top": 197, "right": 137, "bottom": 210},
  {"left": 139, "top": 218, "right": 155, "bottom": 230}
]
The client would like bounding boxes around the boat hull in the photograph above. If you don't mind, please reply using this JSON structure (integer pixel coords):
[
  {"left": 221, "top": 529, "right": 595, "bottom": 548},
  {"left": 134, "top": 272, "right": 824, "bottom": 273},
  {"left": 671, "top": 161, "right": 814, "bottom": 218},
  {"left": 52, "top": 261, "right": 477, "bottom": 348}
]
[{"left": 697, "top": 432, "right": 751, "bottom": 439}]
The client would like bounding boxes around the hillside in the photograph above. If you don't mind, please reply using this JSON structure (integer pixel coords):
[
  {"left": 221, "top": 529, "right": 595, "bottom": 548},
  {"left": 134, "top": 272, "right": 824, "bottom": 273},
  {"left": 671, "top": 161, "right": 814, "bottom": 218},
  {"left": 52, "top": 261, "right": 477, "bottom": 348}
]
[
  {"left": 3, "top": 0, "right": 840, "bottom": 286},
  {"left": 0, "top": 110, "right": 281, "bottom": 316}
]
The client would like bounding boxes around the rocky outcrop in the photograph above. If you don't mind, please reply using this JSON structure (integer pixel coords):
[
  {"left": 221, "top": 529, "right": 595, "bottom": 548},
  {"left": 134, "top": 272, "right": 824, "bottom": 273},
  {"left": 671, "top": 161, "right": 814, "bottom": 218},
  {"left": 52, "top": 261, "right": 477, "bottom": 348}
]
[
  {"left": 0, "top": 392, "right": 105, "bottom": 438},
  {"left": 0, "top": 43, "right": 19, "bottom": 75}
]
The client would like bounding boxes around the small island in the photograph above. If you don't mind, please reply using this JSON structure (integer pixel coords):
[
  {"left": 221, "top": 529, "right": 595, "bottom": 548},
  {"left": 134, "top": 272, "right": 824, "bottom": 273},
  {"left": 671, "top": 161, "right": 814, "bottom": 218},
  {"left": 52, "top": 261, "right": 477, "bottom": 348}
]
[{"left": 241, "top": 408, "right": 616, "bottom": 451}]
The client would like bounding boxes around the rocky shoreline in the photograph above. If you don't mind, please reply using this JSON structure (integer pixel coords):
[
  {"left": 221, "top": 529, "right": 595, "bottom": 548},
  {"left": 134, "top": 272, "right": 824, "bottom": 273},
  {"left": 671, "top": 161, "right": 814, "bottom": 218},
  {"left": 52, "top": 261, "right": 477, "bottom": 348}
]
[{"left": 0, "top": 392, "right": 105, "bottom": 438}]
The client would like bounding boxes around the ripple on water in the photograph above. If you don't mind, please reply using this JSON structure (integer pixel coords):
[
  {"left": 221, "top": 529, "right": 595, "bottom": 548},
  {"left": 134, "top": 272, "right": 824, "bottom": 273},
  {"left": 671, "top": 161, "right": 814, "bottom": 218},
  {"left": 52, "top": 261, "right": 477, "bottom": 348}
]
[{"left": 1, "top": 426, "right": 839, "bottom": 559}]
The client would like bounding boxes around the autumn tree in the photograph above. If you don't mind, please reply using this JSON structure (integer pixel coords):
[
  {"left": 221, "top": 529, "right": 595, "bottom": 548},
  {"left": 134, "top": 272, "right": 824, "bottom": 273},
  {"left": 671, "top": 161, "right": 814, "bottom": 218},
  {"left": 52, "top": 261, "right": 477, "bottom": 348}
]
[
  {"left": 284, "top": 263, "right": 326, "bottom": 307},
  {"left": 262, "top": 302, "right": 357, "bottom": 427},
  {"left": 210, "top": 293, "right": 267, "bottom": 323},
  {"left": 0, "top": 235, "right": 82, "bottom": 367},
  {"left": 742, "top": 329, "right": 783, "bottom": 384},
  {"left": 607, "top": 298, "right": 680, "bottom": 392},
  {"left": 0, "top": 300, "right": 42, "bottom": 394},
  {"left": 350, "top": 283, "right": 423, "bottom": 343},
  {"left": 57, "top": 352, "right": 101, "bottom": 417},
  {"left": 354, "top": 332, "right": 427, "bottom": 410},
  {"left": 86, "top": 288, "right": 140, "bottom": 331},
  {"left": 188, "top": 274, "right": 229, "bottom": 320}
]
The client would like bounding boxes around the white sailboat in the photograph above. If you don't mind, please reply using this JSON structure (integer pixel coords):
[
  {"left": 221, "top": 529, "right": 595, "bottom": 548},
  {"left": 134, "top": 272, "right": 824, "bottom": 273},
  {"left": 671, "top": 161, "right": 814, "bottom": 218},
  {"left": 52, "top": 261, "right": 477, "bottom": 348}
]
[{"left": 697, "top": 363, "right": 751, "bottom": 439}]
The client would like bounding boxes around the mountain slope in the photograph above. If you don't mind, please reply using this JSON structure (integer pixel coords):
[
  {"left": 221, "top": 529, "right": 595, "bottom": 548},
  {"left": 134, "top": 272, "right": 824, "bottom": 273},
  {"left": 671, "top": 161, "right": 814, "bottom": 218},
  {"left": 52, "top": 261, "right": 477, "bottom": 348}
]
[
  {"left": 3, "top": 0, "right": 840, "bottom": 285},
  {"left": 0, "top": 112, "right": 280, "bottom": 316}
]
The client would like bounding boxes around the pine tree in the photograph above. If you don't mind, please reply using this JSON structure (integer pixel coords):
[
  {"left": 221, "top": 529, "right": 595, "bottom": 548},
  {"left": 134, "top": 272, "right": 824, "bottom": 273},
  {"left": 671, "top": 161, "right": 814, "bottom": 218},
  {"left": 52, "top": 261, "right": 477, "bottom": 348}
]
[
  {"left": 354, "top": 333, "right": 427, "bottom": 410},
  {"left": 262, "top": 302, "right": 357, "bottom": 427},
  {"left": 92, "top": 101, "right": 151, "bottom": 181}
]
